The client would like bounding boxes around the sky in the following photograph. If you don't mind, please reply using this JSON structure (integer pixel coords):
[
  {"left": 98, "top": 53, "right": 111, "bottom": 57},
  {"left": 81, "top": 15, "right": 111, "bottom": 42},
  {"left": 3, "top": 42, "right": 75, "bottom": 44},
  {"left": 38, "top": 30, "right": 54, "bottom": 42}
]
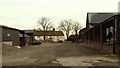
[{"left": 0, "top": 0, "right": 119, "bottom": 30}]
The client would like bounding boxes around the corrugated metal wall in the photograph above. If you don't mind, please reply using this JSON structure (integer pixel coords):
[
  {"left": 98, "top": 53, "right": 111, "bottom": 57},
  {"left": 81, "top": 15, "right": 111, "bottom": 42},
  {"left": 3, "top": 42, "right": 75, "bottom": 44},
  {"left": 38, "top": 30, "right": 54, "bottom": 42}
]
[
  {"left": 2, "top": 28, "right": 19, "bottom": 46},
  {"left": 0, "top": 26, "right": 2, "bottom": 42}
]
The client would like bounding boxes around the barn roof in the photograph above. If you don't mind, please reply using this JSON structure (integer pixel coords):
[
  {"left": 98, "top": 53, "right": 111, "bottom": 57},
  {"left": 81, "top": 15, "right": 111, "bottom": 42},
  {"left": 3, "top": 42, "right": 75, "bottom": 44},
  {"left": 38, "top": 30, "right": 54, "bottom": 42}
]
[
  {"left": 0, "top": 25, "right": 24, "bottom": 32},
  {"left": 24, "top": 30, "right": 34, "bottom": 33},
  {"left": 34, "top": 30, "right": 64, "bottom": 36},
  {"left": 87, "top": 13, "right": 115, "bottom": 24},
  {"left": 79, "top": 28, "right": 88, "bottom": 34}
]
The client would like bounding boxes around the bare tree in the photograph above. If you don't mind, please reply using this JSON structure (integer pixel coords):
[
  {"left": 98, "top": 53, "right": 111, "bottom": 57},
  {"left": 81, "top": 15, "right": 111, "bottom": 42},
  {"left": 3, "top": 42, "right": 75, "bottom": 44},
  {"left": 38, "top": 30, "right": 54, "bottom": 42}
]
[
  {"left": 58, "top": 19, "right": 73, "bottom": 39},
  {"left": 37, "top": 17, "right": 53, "bottom": 41},
  {"left": 72, "top": 21, "right": 82, "bottom": 35},
  {"left": 37, "top": 17, "right": 53, "bottom": 31}
]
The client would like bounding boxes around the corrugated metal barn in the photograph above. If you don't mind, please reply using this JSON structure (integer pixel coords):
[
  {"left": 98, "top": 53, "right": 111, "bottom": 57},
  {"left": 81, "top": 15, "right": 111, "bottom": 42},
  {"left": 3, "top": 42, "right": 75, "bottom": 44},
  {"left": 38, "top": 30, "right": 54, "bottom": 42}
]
[{"left": 1, "top": 25, "right": 25, "bottom": 47}]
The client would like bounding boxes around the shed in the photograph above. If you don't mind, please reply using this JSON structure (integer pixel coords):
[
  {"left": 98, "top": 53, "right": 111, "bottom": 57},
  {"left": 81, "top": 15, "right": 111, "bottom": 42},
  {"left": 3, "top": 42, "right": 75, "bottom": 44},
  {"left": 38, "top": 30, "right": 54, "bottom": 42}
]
[{"left": 1, "top": 25, "right": 25, "bottom": 46}]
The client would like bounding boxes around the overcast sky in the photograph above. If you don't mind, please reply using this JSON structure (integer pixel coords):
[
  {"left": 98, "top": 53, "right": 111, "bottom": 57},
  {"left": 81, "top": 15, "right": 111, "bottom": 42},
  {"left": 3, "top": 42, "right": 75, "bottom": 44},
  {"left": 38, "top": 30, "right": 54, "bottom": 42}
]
[{"left": 0, "top": 0, "right": 119, "bottom": 30}]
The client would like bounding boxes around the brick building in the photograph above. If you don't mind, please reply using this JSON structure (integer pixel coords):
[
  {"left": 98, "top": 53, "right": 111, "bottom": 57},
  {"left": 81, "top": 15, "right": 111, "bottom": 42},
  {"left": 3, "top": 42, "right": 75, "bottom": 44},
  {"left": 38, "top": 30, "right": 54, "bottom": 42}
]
[{"left": 34, "top": 28, "right": 65, "bottom": 42}]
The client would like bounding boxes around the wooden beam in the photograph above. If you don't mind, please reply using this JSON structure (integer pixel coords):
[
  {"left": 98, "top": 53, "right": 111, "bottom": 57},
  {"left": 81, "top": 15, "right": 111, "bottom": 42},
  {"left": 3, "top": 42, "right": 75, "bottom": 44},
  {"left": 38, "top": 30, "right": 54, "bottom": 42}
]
[
  {"left": 100, "top": 24, "right": 103, "bottom": 48},
  {"left": 113, "top": 17, "right": 115, "bottom": 54},
  {"left": 88, "top": 31, "right": 90, "bottom": 45},
  {"left": 93, "top": 29, "right": 95, "bottom": 48}
]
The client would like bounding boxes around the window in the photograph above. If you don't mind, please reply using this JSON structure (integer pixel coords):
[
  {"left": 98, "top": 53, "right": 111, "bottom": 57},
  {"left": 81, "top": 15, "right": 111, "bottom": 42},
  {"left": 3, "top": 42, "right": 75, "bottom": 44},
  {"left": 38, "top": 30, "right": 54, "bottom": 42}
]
[{"left": 7, "top": 33, "right": 10, "bottom": 37}]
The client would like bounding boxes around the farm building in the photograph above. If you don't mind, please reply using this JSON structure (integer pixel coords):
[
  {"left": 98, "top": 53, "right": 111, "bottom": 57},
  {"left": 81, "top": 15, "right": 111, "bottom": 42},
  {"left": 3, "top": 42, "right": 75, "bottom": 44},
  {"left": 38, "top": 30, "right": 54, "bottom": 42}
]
[
  {"left": 68, "top": 35, "right": 80, "bottom": 43},
  {"left": 79, "top": 13, "right": 120, "bottom": 54},
  {"left": 24, "top": 30, "right": 34, "bottom": 44},
  {"left": 19, "top": 33, "right": 31, "bottom": 45},
  {"left": 0, "top": 25, "right": 25, "bottom": 47}
]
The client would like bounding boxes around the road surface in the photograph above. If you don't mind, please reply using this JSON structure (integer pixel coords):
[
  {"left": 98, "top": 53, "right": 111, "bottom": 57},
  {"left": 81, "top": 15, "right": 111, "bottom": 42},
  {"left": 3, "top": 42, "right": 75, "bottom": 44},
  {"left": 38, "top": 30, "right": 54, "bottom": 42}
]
[{"left": 2, "top": 42, "right": 119, "bottom": 67}]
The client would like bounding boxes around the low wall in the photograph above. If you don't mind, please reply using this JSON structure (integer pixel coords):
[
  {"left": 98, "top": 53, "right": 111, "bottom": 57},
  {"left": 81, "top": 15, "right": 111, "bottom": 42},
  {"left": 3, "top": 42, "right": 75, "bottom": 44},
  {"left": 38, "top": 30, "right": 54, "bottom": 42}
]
[
  {"left": 82, "top": 42, "right": 114, "bottom": 54},
  {"left": 2, "top": 41, "right": 12, "bottom": 46}
]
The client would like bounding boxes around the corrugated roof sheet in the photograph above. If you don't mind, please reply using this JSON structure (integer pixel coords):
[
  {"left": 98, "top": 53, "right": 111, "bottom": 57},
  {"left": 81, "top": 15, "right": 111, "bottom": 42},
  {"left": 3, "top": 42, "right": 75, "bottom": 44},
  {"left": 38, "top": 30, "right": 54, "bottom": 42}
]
[
  {"left": 19, "top": 33, "right": 30, "bottom": 37},
  {"left": 1, "top": 25, "right": 21, "bottom": 31},
  {"left": 24, "top": 30, "right": 34, "bottom": 33},
  {"left": 88, "top": 13, "right": 115, "bottom": 23},
  {"left": 0, "top": 25, "right": 24, "bottom": 32}
]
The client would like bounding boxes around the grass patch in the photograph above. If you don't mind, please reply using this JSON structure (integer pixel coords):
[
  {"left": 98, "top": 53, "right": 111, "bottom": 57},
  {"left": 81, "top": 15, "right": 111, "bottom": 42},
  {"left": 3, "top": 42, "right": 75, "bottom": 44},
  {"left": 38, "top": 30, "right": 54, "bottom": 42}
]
[{"left": 101, "top": 54, "right": 119, "bottom": 59}]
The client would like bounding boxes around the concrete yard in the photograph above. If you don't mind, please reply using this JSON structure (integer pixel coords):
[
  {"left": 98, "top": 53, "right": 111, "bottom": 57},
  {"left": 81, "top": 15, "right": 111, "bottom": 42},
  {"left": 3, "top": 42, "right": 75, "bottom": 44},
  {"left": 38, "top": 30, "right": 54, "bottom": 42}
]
[{"left": 2, "top": 42, "right": 119, "bottom": 67}]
